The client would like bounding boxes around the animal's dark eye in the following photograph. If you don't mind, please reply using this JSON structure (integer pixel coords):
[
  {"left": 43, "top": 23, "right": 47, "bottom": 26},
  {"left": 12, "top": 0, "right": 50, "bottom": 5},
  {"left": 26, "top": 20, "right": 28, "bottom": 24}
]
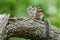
[{"left": 29, "top": 8, "right": 31, "bottom": 10}]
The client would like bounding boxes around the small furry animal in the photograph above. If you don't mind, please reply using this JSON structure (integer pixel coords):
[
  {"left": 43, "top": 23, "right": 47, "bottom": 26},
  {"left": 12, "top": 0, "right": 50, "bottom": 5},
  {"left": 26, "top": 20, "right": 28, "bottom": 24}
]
[
  {"left": 27, "top": 5, "right": 44, "bottom": 21},
  {"left": 27, "top": 5, "right": 50, "bottom": 40}
]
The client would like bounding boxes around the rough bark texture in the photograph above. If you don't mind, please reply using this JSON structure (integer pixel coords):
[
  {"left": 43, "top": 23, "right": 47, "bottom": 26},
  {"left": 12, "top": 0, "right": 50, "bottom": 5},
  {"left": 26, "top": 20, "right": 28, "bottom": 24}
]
[
  {"left": 0, "top": 14, "right": 60, "bottom": 40},
  {"left": 0, "top": 14, "right": 10, "bottom": 40}
]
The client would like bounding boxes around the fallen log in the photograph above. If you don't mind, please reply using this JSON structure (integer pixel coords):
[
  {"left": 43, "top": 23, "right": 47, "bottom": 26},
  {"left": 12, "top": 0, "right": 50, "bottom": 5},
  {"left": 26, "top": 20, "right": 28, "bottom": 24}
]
[{"left": 0, "top": 14, "right": 60, "bottom": 40}]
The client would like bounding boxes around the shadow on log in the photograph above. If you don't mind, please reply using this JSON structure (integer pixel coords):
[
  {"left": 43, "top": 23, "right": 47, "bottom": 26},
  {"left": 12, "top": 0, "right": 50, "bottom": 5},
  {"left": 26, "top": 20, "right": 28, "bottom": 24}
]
[{"left": 0, "top": 14, "right": 60, "bottom": 40}]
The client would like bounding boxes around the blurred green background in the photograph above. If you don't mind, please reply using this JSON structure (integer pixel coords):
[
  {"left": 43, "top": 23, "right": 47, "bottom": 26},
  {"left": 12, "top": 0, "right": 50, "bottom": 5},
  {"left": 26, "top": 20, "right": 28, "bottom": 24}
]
[{"left": 0, "top": 0, "right": 60, "bottom": 40}]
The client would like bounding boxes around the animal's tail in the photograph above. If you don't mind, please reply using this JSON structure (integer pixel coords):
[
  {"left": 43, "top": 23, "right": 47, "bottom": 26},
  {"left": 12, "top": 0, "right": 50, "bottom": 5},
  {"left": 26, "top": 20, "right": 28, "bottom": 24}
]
[{"left": 43, "top": 20, "right": 50, "bottom": 40}]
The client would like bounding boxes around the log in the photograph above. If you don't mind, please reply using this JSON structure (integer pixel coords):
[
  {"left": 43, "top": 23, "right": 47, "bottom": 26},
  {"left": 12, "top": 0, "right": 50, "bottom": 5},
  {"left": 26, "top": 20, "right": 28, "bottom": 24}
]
[
  {"left": 0, "top": 14, "right": 10, "bottom": 40},
  {"left": 0, "top": 14, "right": 60, "bottom": 40}
]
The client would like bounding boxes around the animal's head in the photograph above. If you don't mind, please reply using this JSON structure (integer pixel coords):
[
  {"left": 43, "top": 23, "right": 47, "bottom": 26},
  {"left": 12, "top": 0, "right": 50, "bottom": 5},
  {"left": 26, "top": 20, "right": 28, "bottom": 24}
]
[{"left": 27, "top": 5, "right": 37, "bottom": 14}]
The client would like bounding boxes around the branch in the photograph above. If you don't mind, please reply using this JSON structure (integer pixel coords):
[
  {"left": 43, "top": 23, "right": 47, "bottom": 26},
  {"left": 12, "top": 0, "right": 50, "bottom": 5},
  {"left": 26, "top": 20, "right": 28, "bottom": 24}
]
[
  {"left": 0, "top": 14, "right": 60, "bottom": 40},
  {"left": 0, "top": 14, "right": 10, "bottom": 40}
]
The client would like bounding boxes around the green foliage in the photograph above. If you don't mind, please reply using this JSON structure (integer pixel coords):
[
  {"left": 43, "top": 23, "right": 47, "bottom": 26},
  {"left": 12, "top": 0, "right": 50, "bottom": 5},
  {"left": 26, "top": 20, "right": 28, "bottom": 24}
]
[{"left": 9, "top": 37, "right": 26, "bottom": 40}]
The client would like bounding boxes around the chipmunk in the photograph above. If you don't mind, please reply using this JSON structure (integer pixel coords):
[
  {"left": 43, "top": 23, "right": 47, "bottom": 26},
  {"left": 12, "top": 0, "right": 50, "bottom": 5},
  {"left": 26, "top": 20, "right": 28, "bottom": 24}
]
[
  {"left": 35, "top": 7, "right": 50, "bottom": 39},
  {"left": 27, "top": 5, "right": 50, "bottom": 40},
  {"left": 27, "top": 5, "right": 44, "bottom": 21}
]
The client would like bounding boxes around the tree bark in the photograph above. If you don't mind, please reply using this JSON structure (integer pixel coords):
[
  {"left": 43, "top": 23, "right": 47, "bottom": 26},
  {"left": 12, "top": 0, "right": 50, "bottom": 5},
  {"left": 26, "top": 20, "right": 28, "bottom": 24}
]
[{"left": 0, "top": 14, "right": 60, "bottom": 40}]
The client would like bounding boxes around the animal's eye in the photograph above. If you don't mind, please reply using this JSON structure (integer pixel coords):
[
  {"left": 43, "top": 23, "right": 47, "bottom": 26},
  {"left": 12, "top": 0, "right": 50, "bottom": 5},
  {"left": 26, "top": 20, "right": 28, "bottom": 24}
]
[{"left": 29, "top": 8, "right": 31, "bottom": 11}]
